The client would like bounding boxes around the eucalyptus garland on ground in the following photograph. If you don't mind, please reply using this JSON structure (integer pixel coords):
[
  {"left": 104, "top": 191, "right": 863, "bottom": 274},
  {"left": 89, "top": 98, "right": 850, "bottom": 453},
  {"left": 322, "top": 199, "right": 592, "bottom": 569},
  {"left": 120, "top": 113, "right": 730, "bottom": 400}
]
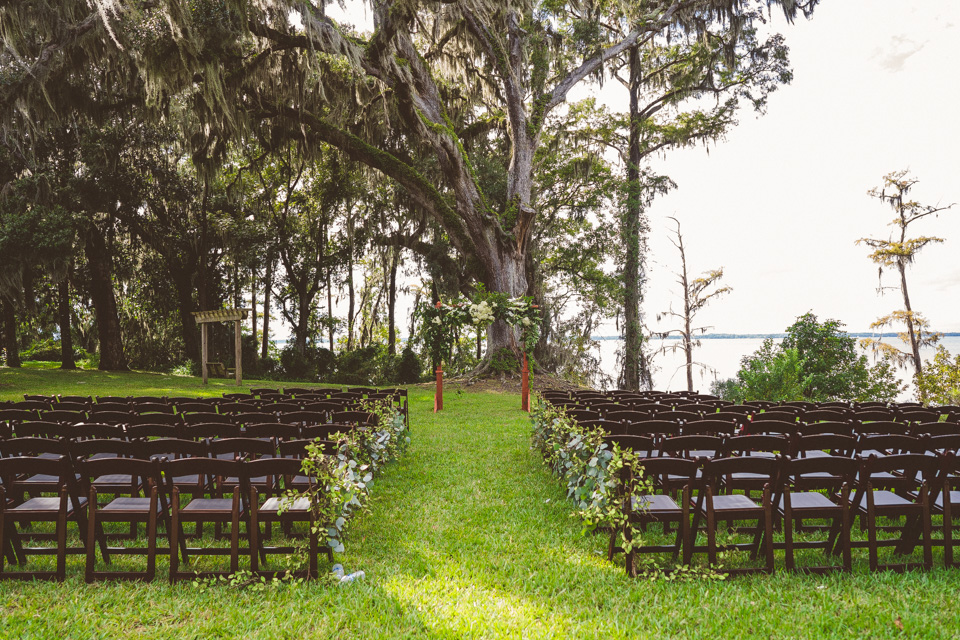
[
  {"left": 418, "top": 287, "right": 541, "bottom": 365},
  {"left": 530, "top": 401, "right": 652, "bottom": 555},
  {"left": 287, "top": 400, "right": 410, "bottom": 558}
]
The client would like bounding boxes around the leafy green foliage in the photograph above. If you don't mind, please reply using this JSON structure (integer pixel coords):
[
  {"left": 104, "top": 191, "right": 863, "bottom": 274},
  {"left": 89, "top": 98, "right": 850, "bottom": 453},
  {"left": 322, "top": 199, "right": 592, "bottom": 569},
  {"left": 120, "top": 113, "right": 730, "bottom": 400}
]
[
  {"left": 715, "top": 313, "right": 903, "bottom": 402},
  {"left": 916, "top": 346, "right": 960, "bottom": 406}
]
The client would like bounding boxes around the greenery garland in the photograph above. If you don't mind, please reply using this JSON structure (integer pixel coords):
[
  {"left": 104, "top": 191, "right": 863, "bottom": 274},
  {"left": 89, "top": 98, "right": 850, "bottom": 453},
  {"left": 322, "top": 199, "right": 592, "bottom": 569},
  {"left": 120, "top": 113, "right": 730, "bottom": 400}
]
[{"left": 417, "top": 285, "right": 541, "bottom": 365}]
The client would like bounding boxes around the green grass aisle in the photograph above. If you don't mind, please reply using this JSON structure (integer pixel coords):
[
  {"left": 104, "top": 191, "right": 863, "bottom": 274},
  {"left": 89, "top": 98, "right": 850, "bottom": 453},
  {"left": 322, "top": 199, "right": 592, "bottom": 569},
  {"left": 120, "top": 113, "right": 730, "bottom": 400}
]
[{"left": 1, "top": 373, "right": 959, "bottom": 638}]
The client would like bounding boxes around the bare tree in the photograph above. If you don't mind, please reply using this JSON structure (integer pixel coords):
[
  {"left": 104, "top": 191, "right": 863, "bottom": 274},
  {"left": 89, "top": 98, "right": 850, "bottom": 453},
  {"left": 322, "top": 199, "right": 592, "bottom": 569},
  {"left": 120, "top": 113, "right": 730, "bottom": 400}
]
[
  {"left": 857, "top": 170, "right": 954, "bottom": 385},
  {"left": 656, "top": 217, "right": 732, "bottom": 392}
]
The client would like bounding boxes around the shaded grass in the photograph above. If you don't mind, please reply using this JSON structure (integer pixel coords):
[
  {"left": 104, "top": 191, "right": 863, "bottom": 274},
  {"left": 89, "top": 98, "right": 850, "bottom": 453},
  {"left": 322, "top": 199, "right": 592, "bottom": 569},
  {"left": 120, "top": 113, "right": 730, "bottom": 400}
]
[{"left": 1, "top": 368, "right": 959, "bottom": 638}]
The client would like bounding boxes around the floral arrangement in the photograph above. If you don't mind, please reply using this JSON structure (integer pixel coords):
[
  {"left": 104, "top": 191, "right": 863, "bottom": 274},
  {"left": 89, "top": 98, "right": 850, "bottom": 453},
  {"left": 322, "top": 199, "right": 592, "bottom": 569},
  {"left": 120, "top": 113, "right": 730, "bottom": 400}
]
[{"left": 417, "top": 285, "right": 541, "bottom": 365}]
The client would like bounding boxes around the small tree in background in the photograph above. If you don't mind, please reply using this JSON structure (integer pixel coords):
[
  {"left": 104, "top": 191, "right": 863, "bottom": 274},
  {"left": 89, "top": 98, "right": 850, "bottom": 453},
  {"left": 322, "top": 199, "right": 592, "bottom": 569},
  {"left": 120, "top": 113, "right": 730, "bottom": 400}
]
[
  {"left": 713, "top": 313, "right": 902, "bottom": 403},
  {"left": 915, "top": 346, "right": 960, "bottom": 406},
  {"left": 656, "top": 217, "right": 732, "bottom": 392},
  {"left": 857, "top": 171, "right": 954, "bottom": 392}
]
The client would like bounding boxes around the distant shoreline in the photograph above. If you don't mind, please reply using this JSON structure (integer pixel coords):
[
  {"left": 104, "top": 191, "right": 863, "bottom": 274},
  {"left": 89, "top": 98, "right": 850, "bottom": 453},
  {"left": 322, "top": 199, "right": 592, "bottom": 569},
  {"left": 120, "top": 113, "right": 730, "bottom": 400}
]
[{"left": 592, "top": 333, "right": 960, "bottom": 341}]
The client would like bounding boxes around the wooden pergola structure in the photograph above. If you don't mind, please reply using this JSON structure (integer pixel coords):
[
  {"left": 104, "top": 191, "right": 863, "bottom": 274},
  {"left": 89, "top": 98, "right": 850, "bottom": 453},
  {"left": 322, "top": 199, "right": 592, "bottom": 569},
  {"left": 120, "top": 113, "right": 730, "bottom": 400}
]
[{"left": 192, "top": 308, "right": 250, "bottom": 385}]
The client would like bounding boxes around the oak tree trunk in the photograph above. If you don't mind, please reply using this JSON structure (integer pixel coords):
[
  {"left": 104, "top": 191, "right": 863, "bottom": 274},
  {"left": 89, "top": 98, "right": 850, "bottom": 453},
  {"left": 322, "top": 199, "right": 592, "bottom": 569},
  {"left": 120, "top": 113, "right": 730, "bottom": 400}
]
[
  {"left": 84, "top": 230, "right": 128, "bottom": 371},
  {"left": 58, "top": 279, "right": 76, "bottom": 370}
]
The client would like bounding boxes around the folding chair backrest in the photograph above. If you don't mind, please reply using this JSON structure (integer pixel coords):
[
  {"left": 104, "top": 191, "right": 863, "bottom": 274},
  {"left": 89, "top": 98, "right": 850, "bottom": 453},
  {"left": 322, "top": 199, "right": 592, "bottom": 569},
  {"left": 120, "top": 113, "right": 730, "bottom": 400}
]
[{"left": 141, "top": 438, "right": 209, "bottom": 461}]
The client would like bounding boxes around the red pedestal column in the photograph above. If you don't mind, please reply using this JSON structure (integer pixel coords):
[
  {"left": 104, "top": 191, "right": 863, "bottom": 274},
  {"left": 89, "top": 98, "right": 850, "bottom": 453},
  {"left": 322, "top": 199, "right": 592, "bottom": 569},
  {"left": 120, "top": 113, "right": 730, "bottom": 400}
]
[
  {"left": 521, "top": 353, "right": 530, "bottom": 412},
  {"left": 434, "top": 364, "right": 444, "bottom": 412}
]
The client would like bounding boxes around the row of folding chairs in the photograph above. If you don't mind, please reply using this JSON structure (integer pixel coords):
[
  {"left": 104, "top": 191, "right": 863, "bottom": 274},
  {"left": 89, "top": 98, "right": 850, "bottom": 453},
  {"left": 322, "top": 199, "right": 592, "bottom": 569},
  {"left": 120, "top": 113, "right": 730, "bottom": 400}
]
[
  {"left": 0, "top": 421, "right": 364, "bottom": 443},
  {"left": 552, "top": 403, "right": 956, "bottom": 426},
  {"left": 0, "top": 453, "right": 330, "bottom": 582},
  {"left": 603, "top": 432, "right": 960, "bottom": 461},
  {"left": 586, "top": 418, "right": 960, "bottom": 439},
  {"left": 610, "top": 450, "right": 960, "bottom": 576}
]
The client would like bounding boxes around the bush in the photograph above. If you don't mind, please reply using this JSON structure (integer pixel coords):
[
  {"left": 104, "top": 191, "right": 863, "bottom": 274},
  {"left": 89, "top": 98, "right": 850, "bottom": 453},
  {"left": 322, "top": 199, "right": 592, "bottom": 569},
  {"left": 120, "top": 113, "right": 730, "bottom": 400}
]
[
  {"left": 333, "top": 345, "right": 381, "bottom": 385},
  {"left": 916, "top": 346, "right": 960, "bottom": 405},
  {"left": 489, "top": 347, "right": 519, "bottom": 374},
  {"left": 723, "top": 313, "right": 903, "bottom": 403},
  {"left": 21, "top": 338, "right": 85, "bottom": 362},
  {"left": 279, "top": 345, "right": 317, "bottom": 381},
  {"left": 396, "top": 345, "right": 422, "bottom": 384}
]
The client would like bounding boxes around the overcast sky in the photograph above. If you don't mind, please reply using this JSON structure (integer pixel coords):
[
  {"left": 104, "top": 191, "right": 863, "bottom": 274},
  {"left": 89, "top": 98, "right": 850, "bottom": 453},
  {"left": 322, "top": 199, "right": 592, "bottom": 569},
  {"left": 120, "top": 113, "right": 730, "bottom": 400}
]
[{"left": 328, "top": 1, "right": 960, "bottom": 336}]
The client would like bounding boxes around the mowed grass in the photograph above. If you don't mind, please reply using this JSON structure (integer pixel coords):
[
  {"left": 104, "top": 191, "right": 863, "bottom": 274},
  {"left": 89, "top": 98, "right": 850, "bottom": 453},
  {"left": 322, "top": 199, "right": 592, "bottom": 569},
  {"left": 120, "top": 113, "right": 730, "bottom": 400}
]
[{"left": 1, "top": 366, "right": 959, "bottom": 638}]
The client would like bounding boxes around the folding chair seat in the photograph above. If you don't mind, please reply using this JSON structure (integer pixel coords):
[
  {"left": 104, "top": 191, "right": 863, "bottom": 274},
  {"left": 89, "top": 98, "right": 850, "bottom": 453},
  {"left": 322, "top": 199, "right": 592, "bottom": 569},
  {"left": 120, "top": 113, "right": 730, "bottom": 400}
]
[
  {"left": 278, "top": 439, "right": 337, "bottom": 493},
  {"left": 163, "top": 458, "right": 254, "bottom": 582},
  {"left": 38, "top": 410, "right": 87, "bottom": 425},
  {"left": 183, "top": 412, "right": 233, "bottom": 426},
  {"left": 0, "top": 437, "right": 73, "bottom": 496},
  {"left": 796, "top": 421, "right": 854, "bottom": 436},
  {"left": 85, "top": 410, "right": 133, "bottom": 425},
  {"left": 300, "top": 424, "right": 355, "bottom": 442},
  {"left": 776, "top": 455, "right": 858, "bottom": 573},
  {"left": 0, "top": 455, "right": 89, "bottom": 581},
  {"left": 565, "top": 409, "right": 602, "bottom": 424},
  {"left": 605, "top": 410, "right": 655, "bottom": 424},
  {"left": 658, "top": 435, "right": 723, "bottom": 461},
  {"left": 692, "top": 456, "right": 777, "bottom": 575},
  {"left": 65, "top": 423, "right": 127, "bottom": 440},
  {"left": 261, "top": 402, "right": 302, "bottom": 414},
  {"left": 126, "top": 423, "right": 180, "bottom": 439},
  {"left": 175, "top": 402, "right": 220, "bottom": 415},
  {"left": 127, "top": 413, "right": 182, "bottom": 427},
  {"left": 854, "top": 434, "right": 927, "bottom": 459},
  {"left": 131, "top": 403, "right": 175, "bottom": 415},
  {"left": 12, "top": 400, "right": 52, "bottom": 412},
  {"left": 679, "top": 419, "right": 737, "bottom": 437},
  {"left": 910, "top": 422, "right": 960, "bottom": 437},
  {"left": 602, "top": 435, "right": 655, "bottom": 459},
  {"left": 232, "top": 412, "right": 279, "bottom": 426},
  {"left": 897, "top": 409, "right": 939, "bottom": 424},
  {"left": 804, "top": 409, "right": 853, "bottom": 423},
  {"left": 240, "top": 422, "right": 300, "bottom": 440},
  {"left": 855, "top": 420, "right": 910, "bottom": 436},
  {"left": 79, "top": 457, "right": 167, "bottom": 582},
  {"left": 794, "top": 433, "right": 856, "bottom": 459},
  {"left": 741, "top": 420, "right": 798, "bottom": 436},
  {"left": 277, "top": 411, "right": 327, "bottom": 427},
  {"left": 610, "top": 457, "right": 700, "bottom": 576},
  {"left": 622, "top": 420, "right": 679, "bottom": 438},
  {"left": 181, "top": 423, "right": 242, "bottom": 440},
  {"left": 849, "top": 453, "right": 937, "bottom": 571}
]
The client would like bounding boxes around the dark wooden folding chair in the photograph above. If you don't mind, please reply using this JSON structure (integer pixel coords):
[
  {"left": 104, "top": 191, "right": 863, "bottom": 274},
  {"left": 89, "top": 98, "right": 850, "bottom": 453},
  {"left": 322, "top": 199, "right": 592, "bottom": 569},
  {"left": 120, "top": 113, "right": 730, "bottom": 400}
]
[
  {"left": 849, "top": 453, "right": 937, "bottom": 572},
  {"left": 693, "top": 456, "right": 777, "bottom": 576},
  {"left": 776, "top": 455, "right": 858, "bottom": 573},
  {"left": 79, "top": 457, "right": 167, "bottom": 582},
  {"left": 163, "top": 457, "right": 254, "bottom": 583},
  {"left": 611, "top": 457, "right": 700, "bottom": 576},
  {"left": 0, "top": 455, "right": 89, "bottom": 581}
]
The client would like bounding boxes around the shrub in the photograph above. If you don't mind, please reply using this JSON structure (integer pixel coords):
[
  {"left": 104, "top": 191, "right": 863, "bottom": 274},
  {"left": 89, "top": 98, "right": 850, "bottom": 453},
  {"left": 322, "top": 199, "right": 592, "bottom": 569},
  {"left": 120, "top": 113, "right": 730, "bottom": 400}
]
[
  {"left": 396, "top": 345, "right": 422, "bottom": 384},
  {"left": 916, "top": 346, "right": 960, "bottom": 405},
  {"left": 489, "top": 347, "right": 519, "bottom": 374}
]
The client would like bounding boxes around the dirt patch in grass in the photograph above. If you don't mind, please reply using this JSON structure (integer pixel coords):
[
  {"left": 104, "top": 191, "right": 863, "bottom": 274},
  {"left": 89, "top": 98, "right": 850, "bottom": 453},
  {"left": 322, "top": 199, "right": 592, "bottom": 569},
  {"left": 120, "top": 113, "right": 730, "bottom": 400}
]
[{"left": 415, "top": 372, "right": 583, "bottom": 395}]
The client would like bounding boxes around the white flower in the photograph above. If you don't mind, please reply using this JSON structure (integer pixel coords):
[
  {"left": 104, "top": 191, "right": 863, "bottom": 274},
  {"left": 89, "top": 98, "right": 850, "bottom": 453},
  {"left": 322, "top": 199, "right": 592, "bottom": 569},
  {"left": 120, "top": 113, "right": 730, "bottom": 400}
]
[
  {"left": 432, "top": 317, "right": 441, "bottom": 325},
  {"left": 521, "top": 317, "right": 531, "bottom": 326}
]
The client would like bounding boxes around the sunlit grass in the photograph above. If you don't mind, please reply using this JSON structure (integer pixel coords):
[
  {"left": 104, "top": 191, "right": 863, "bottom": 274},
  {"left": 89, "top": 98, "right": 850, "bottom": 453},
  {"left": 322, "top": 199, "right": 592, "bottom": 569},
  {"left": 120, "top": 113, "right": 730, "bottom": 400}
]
[{"left": 1, "top": 367, "right": 959, "bottom": 638}]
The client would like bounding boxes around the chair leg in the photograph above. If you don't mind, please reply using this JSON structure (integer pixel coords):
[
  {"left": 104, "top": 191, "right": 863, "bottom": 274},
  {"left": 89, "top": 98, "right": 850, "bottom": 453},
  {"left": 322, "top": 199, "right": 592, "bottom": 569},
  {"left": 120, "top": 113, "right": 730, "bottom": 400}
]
[
  {"left": 763, "top": 486, "right": 774, "bottom": 574},
  {"left": 783, "top": 495, "right": 795, "bottom": 571},
  {"left": 945, "top": 489, "right": 954, "bottom": 568},
  {"left": 706, "top": 488, "right": 717, "bottom": 567},
  {"left": 85, "top": 487, "right": 98, "bottom": 583},
  {"left": 866, "top": 488, "right": 879, "bottom": 572},
  {"left": 169, "top": 487, "right": 181, "bottom": 584},
  {"left": 840, "top": 487, "right": 852, "bottom": 572},
  {"left": 230, "top": 492, "right": 240, "bottom": 574},
  {"left": 146, "top": 489, "right": 158, "bottom": 582},
  {"left": 56, "top": 487, "right": 68, "bottom": 582},
  {"left": 921, "top": 486, "right": 932, "bottom": 570},
  {"left": 249, "top": 488, "right": 259, "bottom": 574}
]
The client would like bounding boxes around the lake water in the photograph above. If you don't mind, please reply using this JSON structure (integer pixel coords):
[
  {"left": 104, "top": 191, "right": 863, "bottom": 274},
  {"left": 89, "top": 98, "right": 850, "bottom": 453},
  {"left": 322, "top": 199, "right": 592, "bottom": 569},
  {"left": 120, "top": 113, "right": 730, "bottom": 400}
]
[{"left": 595, "top": 335, "right": 960, "bottom": 400}]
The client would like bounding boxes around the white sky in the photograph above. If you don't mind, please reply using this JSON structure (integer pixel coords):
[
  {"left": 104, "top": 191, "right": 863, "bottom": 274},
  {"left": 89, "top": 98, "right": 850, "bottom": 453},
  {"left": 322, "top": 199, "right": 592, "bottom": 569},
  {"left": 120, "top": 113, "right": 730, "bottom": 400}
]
[{"left": 326, "top": 1, "right": 960, "bottom": 337}]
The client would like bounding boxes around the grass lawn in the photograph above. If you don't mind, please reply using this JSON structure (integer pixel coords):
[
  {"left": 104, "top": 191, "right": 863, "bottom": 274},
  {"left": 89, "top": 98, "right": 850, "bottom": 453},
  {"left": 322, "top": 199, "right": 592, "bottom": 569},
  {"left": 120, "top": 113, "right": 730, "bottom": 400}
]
[{"left": 0, "top": 365, "right": 958, "bottom": 638}]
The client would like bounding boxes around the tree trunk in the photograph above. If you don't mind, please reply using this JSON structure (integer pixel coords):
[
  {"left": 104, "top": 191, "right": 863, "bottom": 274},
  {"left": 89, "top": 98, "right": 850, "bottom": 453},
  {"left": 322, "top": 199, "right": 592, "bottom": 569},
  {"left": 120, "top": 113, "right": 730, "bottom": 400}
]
[
  {"left": 250, "top": 267, "right": 257, "bottom": 349},
  {"left": 387, "top": 247, "right": 398, "bottom": 356},
  {"left": 899, "top": 261, "right": 923, "bottom": 380},
  {"left": 261, "top": 257, "right": 273, "bottom": 360},
  {"left": 58, "top": 279, "right": 76, "bottom": 370},
  {"left": 169, "top": 265, "right": 199, "bottom": 361},
  {"left": 84, "top": 230, "right": 128, "bottom": 371},
  {"left": 346, "top": 248, "right": 355, "bottom": 352},
  {"left": 622, "top": 44, "right": 644, "bottom": 391},
  {"left": 1, "top": 296, "right": 20, "bottom": 368}
]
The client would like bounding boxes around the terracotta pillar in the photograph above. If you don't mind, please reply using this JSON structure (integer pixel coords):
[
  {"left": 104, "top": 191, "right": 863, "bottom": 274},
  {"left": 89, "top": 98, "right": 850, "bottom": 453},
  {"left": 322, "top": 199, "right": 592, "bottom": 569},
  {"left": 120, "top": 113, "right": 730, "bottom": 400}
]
[
  {"left": 434, "top": 364, "right": 443, "bottom": 412},
  {"left": 521, "top": 352, "right": 530, "bottom": 412}
]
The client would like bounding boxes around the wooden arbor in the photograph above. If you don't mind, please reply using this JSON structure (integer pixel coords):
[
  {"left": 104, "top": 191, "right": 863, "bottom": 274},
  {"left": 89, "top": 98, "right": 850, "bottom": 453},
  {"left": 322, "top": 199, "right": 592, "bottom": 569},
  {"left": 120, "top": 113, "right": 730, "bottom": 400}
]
[{"left": 192, "top": 309, "right": 250, "bottom": 386}]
